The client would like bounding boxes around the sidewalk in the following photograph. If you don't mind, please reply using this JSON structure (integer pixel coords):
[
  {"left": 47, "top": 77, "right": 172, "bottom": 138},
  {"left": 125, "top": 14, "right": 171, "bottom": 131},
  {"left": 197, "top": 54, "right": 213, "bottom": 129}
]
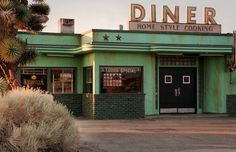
[{"left": 77, "top": 115, "right": 236, "bottom": 152}]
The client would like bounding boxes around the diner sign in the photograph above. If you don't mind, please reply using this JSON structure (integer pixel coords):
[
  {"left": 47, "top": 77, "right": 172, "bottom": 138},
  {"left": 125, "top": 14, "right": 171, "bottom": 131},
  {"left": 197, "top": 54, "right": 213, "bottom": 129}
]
[{"left": 129, "top": 4, "right": 221, "bottom": 33}]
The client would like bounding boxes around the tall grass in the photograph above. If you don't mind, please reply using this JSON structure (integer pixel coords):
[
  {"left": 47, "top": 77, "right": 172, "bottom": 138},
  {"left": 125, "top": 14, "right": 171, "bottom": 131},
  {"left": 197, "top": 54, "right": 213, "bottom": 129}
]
[{"left": 0, "top": 88, "right": 78, "bottom": 152}]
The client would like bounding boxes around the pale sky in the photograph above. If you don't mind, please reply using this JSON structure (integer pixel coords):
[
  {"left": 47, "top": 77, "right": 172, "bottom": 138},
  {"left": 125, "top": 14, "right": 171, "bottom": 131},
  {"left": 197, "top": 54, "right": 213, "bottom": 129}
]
[{"left": 43, "top": 0, "right": 236, "bottom": 33}]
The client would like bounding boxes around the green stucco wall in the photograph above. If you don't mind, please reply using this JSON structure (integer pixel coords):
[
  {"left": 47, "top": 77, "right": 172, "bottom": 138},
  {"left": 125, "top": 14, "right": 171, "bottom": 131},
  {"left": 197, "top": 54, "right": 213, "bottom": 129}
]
[
  {"left": 203, "top": 57, "right": 227, "bottom": 113},
  {"left": 26, "top": 55, "right": 78, "bottom": 67},
  {"left": 93, "top": 30, "right": 232, "bottom": 46},
  {"left": 94, "top": 52, "right": 157, "bottom": 115},
  {"left": 17, "top": 32, "right": 80, "bottom": 46},
  {"left": 202, "top": 56, "right": 236, "bottom": 113},
  {"left": 81, "top": 53, "right": 94, "bottom": 67}
]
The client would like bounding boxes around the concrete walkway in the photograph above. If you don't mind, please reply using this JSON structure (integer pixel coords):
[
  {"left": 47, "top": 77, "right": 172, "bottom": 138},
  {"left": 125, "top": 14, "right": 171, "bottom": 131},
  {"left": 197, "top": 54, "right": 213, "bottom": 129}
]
[{"left": 77, "top": 115, "right": 236, "bottom": 152}]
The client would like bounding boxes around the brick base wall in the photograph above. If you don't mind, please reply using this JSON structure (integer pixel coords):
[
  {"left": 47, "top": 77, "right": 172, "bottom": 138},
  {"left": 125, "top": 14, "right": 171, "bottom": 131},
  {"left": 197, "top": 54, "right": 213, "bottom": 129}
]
[
  {"left": 227, "top": 95, "right": 236, "bottom": 114},
  {"left": 53, "top": 94, "right": 82, "bottom": 117},
  {"left": 82, "top": 93, "right": 145, "bottom": 119}
]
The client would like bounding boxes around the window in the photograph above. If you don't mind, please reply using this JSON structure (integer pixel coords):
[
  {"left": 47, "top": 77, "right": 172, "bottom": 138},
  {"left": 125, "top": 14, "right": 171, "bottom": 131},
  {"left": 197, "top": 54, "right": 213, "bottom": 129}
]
[
  {"left": 83, "top": 67, "right": 93, "bottom": 93},
  {"left": 51, "top": 68, "right": 74, "bottom": 93},
  {"left": 100, "top": 66, "right": 142, "bottom": 93},
  {"left": 164, "top": 75, "right": 172, "bottom": 84},
  {"left": 183, "top": 75, "right": 191, "bottom": 84},
  {"left": 21, "top": 68, "right": 47, "bottom": 91},
  {"left": 160, "top": 56, "right": 197, "bottom": 66}
]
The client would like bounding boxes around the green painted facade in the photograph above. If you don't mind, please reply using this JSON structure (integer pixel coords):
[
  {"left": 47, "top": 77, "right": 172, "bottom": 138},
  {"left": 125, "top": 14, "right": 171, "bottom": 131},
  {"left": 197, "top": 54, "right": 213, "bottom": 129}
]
[
  {"left": 17, "top": 30, "right": 235, "bottom": 117},
  {"left": 94, "top": 52, "right": 156, "bottom": 115},
  {"left": 203, "top": 57, "right": 226, "bottom": 113}
]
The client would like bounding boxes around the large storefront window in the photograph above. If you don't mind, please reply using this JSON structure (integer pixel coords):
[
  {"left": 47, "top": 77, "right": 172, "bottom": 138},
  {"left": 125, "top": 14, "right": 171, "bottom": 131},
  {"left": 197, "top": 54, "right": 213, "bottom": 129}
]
[
  {"left": 100, "top": 66, "right": 142, "bottom": 93},
  {"left": 83, "top": 67, "right": 93, "bottom": 93},
  {"left": 51, "top": 68, "right": 74, "bottom": 94},
  {"left": 21, "top": 68, "right": 47, "bottom": 91}
]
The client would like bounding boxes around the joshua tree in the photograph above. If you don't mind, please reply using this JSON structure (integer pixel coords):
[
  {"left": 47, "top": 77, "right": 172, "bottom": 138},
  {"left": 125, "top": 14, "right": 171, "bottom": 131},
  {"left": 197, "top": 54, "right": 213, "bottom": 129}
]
[{"left": 0, "top": 0, "right": 50, "bottom": 90}]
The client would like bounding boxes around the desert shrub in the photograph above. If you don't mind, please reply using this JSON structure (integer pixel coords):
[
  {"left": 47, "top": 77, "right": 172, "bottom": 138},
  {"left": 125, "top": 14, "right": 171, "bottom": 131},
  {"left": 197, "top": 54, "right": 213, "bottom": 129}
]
[{"left": 0, "top": 88, "right": 78, "bottom": 152}]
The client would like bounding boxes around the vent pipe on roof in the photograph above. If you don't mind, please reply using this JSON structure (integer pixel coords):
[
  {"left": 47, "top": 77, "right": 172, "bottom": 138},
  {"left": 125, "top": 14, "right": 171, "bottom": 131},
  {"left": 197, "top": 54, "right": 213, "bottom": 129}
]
[
  {"left": 58, "top": 18, "right": 75, "bottom": 34},
  {"left": 119, "top": 24, "right": 124, "bottom": 30}
]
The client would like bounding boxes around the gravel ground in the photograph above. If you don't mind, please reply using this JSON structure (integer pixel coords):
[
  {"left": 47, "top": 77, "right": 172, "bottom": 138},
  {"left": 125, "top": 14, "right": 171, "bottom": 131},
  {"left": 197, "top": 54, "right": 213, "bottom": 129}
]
[{"left": 77, "top": 115, "right": 236, "bottom": 152}]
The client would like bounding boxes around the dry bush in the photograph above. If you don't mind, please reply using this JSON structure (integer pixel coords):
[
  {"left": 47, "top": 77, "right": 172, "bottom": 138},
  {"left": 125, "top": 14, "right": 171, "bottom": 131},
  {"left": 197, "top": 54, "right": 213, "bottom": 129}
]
[{"left": 0, "top": 88, "right": 79, "bottom": 152}]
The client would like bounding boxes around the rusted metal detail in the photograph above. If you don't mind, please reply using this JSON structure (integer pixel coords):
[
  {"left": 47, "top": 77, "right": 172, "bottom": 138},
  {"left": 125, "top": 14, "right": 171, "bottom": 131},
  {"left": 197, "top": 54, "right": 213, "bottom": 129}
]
[{"left": 228, "top": 31, "right": 236, "bottom": 71}]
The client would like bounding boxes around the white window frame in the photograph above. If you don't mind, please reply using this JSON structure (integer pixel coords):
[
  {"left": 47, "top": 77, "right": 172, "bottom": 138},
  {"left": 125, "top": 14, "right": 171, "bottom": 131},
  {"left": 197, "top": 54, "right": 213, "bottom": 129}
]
[{"left": 164, "top": 75, "right": 172, "bottom": 84}]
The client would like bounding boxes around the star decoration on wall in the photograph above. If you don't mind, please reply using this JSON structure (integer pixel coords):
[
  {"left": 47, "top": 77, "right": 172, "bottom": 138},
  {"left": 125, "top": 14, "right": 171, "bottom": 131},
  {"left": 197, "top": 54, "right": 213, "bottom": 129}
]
[
  {"left": 116, "top": 35, "right": 122, "bottom": 41},
  {"left": 103, "top": 34, "right": 109, "bottom": 41}
]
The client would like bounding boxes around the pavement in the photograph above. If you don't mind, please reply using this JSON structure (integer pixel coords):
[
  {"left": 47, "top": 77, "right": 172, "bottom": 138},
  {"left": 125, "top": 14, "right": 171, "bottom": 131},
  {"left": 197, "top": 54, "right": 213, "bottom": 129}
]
[{"left": 77, "top": 115, "right": 236, "bottom": 152}]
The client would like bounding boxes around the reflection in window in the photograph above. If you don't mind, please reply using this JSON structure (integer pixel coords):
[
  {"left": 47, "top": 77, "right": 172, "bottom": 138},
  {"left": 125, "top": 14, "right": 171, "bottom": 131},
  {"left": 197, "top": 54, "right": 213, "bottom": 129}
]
[
  {"left": 83, "top": 67, "right": 93, "bottom": 93},
  {"left": 21, "top": 68, "right": 47, "bottom": 91},
  {"left": 51, "top": 69, "right": 74, "bottom": 93},
  {"left": 100, "top": 66, "right": 142, "bottom": 93}
]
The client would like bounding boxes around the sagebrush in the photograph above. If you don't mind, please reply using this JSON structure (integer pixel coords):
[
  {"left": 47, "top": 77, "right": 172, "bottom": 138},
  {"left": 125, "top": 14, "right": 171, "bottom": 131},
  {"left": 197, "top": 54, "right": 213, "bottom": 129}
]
[{"left": 0, "top": 88, "right": 79, "bottom": 152}]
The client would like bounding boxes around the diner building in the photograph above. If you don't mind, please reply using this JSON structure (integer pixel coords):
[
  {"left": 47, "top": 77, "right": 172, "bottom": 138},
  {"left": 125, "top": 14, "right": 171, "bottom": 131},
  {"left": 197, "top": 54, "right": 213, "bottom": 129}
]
[{"left": 16, "top": 16, "right": 236, "bottom": 119}]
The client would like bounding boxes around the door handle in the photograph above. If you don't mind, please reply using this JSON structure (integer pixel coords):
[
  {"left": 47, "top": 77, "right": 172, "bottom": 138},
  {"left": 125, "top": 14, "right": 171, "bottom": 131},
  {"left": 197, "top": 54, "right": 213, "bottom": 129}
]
[
  {"left": 177, "top": 87, "right": 181, "bottom": 96},
  {"left": 174, "top": 89, "right": 178, "bottom": 96}
]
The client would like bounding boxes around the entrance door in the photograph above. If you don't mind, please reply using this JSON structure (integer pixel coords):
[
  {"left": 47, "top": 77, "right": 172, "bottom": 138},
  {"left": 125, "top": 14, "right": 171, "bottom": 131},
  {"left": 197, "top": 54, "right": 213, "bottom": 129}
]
[{"left": 159, "top": 68, "right": 196, "bottom": 114}]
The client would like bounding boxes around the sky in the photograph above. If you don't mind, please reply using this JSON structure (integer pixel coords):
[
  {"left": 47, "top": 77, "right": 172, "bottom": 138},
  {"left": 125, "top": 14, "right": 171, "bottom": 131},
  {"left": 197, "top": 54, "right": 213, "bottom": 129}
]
[{"left": 41, "top": 0, "right": 236, "bottom": 33}]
